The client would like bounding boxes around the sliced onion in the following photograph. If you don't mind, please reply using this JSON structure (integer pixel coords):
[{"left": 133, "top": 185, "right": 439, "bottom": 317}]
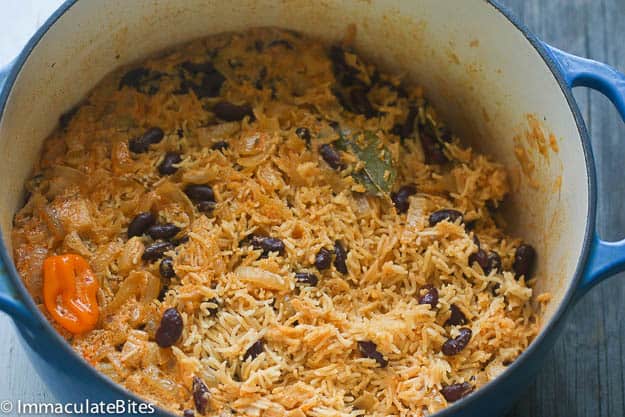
[
  {"left": 235, "top": 266, "right": 288, "bottom": 291},
  {"left": 155, "top": 181, "right": 195, "bottom": 217},
  {"left": 107, "top": 271, "right": 153, "bottom": 313},
  {"left": 45, "top": 165, "right": 84, "bottom": 198}
]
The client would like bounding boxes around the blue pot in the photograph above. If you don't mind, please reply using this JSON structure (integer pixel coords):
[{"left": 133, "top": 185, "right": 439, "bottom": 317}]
[{"left": 1, "top": 1, "right": 624, "bottom": 416}]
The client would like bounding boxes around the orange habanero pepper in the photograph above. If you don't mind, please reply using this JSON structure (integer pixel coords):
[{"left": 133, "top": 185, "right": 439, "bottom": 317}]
[{"left": 43, "top": 254, "right": 99, "bottom": 334}]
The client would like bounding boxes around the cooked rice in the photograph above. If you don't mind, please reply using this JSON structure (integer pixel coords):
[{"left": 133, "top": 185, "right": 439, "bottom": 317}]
[{"left": 11, "top": 28, "right": 543, "bottom": 417}]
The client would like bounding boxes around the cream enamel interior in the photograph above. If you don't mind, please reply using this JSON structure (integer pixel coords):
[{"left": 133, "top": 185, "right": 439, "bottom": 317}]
[{"left": 0, "top": 0, "right": 588, "bottom": 326}]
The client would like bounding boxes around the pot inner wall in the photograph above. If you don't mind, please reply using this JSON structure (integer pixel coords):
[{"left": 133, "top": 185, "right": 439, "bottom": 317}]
[{"left": 0, "top": 0, "right": 587, "bottom": 327}]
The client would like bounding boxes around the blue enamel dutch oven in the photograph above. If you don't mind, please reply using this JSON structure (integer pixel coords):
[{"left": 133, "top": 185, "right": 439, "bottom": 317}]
[{"left": 1, "top": 0, "right": 624, "bottom": 416}]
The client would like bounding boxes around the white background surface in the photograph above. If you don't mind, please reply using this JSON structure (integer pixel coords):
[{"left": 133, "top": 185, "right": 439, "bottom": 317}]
[
  {"left": 0, "top": 1, "right": 62, "bottom": 68},
  {"left": 0, "top": 0, "right": 64, "bottom": 412}
]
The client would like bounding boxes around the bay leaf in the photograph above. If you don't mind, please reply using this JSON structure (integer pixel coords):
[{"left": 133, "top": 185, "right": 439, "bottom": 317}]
[{"left": 335, "top": 130, "right": 397, "bottom": 196}]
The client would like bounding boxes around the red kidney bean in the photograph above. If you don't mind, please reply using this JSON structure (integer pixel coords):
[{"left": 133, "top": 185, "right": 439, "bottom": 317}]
[
  {"left": 357, "top": 340, "right": 388, "bottom": 368},
  {"left": 243, "top": 339, "right": 265, "bottom": 361},
  {"left": 334, "top": 240, "right": 348, "bottom": 274},
  {"left": 159, "top": 257, "right": 176, "bottom": 279},
  {"left": 295, "top": 272, "right": 318, "bottom": 287},
  {"left": 444, "top": 304, "right": 468, "bottom": 327},
  {"left": 158, "top": 152, "right": 182, "bottom": 175},
  {"left": 470, "top": 249, "right": 502, "bottom": 275},
  {"left": 469, "top": 249, "right": 489, "bottom": 271},
  {"left": 127, "top": 212, "right": 155, "bottom": 238},
  {"left": 441, "top": 382, "right": 473, "bottom": 402},
  {"left": 319, "top": 144, "right": 344, "bottom": 170},
  {"left": 142, "top": 241, "right": 174, "bottom": 261},
  {"left": 258, "top": 237, "right": 285, "bottom": 256},
  {"left": 128, "top": 137, "right": 149, "bottom": 154},
  {"left": 513, "top": 243, "right": 536, "bottom": 279},
  {"left": 155, "top": 307, "right": 183, "bottom": 347},
  {"left": 418, "top": 285, "right": 439, "bottom": 309},
  {"left": 246, "top": 235, "right": 285, "bottom": 257},
  {"left": 442, "top": 327, "right": 472, "bottom": 356},
  {"left": 315, "top": 248, "right": 333, "bottom": 271},
  {"left": 129, "top": 127, "right": 164, "bottom": 153},
  {"left": 391, "top": 184, "right": 417, "bottom": 214},
  {"left": 185, "top": 184, "right": 215, "bottom": 202},
  {"left": 213, "top": 101, "right": 254, "bottom": 121},
  {"left": 429, "top": 209, "right": 463, "bottom": 226},
  {"left": 147, "top": 223, "right": 181, "bottom": 240},
  {"left": 192, "top": 376, "right": 210, "bottom": 414}
]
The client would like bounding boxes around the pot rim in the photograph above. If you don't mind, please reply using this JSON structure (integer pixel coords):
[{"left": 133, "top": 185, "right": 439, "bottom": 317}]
[
  {"left": 0, "top": 0, "right": 596, "bottom": 415},
  {"left": 439, "top": 2, "right": 597, "bottom": 414}
]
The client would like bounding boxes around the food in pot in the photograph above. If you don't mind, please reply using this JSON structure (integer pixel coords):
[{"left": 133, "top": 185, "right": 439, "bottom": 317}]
[{"left": 11, "top": 27, "right": 546, "bottom": 416}]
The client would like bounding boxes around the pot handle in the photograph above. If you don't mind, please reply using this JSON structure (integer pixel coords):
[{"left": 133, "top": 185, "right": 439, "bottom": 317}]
[
  {"left": 0, "top": 62, "right": 38, "bottom": 328},
  {"left": 543, "top": 44, "right": 625, "bottom": 296},
  {"left": 0, "top": 259, "right": 37, "bottom": 328}
]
